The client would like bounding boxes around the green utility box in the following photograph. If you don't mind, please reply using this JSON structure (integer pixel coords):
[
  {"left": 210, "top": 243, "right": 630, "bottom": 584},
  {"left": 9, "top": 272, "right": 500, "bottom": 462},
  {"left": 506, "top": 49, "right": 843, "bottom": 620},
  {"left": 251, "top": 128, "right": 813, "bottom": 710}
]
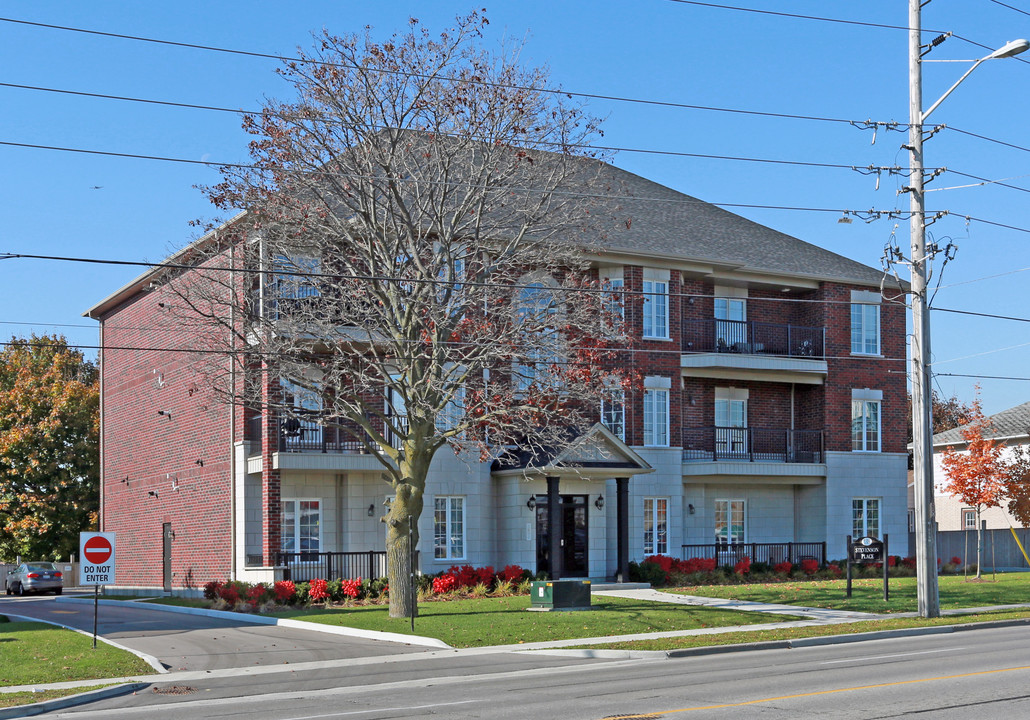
[{"left": 528, "top": 579, "right": 592, "bottom": 611}]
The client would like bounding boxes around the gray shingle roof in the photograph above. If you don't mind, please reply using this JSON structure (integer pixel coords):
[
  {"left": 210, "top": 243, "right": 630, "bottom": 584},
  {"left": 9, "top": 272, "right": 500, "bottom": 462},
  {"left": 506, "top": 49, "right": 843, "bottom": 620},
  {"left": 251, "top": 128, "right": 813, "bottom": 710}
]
[
  {"left": 932, "top": 400, "right": 1030, "bottom": 446},
  {"left": 587, "top": 160, "right": 888, "bottom": 286}
]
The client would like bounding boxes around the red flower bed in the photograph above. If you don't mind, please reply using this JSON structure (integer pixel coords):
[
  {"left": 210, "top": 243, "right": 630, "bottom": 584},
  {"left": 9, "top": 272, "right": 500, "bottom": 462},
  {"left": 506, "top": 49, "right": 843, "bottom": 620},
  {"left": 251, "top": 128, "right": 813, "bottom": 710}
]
[
  {"left": 800, "top": 558, "right": 819, "bottom": 575},
  {"left": 309, "top": 578, "right": 329, "bottom": 602},
  {"left": 273, "top": 580, "right": 296, "bottom": 603},
  {"left": 773, "top": 561, "right": 793, "bottom": 575},
  {"left": 733, "top": 557, "right": 751, "bottom": 575}
]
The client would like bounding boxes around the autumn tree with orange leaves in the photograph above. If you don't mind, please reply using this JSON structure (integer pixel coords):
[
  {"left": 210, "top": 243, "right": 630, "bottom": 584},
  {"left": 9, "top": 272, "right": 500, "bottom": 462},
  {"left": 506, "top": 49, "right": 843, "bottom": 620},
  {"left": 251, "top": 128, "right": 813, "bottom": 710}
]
[
  {"left": 0, "top": 335, "right": 98, "bottom": 562},
  {"left": 940, "top": 399, "right": 1008, "bottom": 579}
]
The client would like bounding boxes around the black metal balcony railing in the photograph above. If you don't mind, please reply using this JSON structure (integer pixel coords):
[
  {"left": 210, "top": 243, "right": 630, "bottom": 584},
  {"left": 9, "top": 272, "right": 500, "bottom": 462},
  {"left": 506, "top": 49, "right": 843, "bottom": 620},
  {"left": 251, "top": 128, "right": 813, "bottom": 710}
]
[
  {"left": 246, "top": 414, "right": 376, "bottom": 455},
  {"left": 275, "top": 550, "right": 390, "bottom": 582},
  {"left": 681, "top": 319, "right": 824, "bottom": 358},
  {"left": 680, "top": 542, "right": 826, "bottom": 566},
  {"left": 682, "top": 426, "right": 824, "bottom": 463}
]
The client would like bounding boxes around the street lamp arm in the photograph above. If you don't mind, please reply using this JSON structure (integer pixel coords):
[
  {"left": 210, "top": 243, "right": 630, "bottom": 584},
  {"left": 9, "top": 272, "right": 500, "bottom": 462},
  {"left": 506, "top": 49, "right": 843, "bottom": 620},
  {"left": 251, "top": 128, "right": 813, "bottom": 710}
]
[{"left": 922, "top": 39, "right": 1029, "bottom": 123}]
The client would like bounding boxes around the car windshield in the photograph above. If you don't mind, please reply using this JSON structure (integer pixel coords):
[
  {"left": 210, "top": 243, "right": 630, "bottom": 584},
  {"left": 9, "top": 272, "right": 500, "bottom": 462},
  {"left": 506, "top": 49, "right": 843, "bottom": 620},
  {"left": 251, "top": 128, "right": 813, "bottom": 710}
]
[{"left": 26, "top": 563, "right": 56, "bottom": 571}]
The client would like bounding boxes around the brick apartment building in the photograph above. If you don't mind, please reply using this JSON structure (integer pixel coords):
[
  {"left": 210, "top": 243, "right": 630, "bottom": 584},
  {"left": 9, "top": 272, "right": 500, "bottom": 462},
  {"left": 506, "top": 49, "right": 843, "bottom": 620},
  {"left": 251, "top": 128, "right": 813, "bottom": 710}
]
[{"left": 85, "top": 161, "right": 908, "bottom": 595}]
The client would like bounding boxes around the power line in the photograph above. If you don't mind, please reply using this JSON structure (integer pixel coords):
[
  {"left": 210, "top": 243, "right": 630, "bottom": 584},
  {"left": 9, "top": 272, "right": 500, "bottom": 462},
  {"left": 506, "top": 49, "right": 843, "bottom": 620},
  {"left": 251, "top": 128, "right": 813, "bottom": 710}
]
[
  {"left": 0, "top": 252, "right": 910, "bottom": 306},
  {"left": 987, "top": 0, "right": 1030, "bottom": 18},
  {"left": 932, "top": 306, "right": 1030, "bottom": 323},
  {"left": 0, "top": 139, "right": 930, "bottom": 220},
  {"left": 0, "top": 82, "right": 920, "bottom": 173},
  {"left": 936, "top": 372, "right": 1030, "bottom": 381}
]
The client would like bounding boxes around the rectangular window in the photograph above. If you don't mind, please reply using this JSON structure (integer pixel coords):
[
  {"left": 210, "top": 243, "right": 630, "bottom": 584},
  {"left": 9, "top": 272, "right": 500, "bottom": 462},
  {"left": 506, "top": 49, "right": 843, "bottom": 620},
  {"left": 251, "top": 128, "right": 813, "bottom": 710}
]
[
  {"left": 643, "top": 388, "right": 669, "bottom": 446},
  {"left": 714, "top": 296, "right": 747, "bottom": 348},
  {"left": 601, "top": 388, "right": 626, "bottom": 441},
  {"left": 643, "top": 497, "right": 668, "bottom": 555},
  {"left": 434, "top": 496, "right": 465, "bottom": 560},
  {"left": 714, "top": 499, "right": 745, "bottom": 544},
  {"left": 280, "top": 499, "right": 321, "bottom": 557},
  {"left": 435, "top": 384, "right": 466, "bottom": 433},
  {"left": 851, "top": 303, "right": 880, "bottom": 355},
  {"left": 715, "top": 389, "right": 748, "bottom": 457},
  {"left": 963, "top": 509, "right": 976, "bottom": 530},
  {"left": 852, "top": 498, "right": 880, "bottom": 538},
  {"left": 642, "top": 270, "right": 669, "bottom": 339},
  {"left": 603, "top": 277, "right": 625, "bottom": 323},
  {"left": 851, "top": 399, "right": 881, "bottom": 452}
]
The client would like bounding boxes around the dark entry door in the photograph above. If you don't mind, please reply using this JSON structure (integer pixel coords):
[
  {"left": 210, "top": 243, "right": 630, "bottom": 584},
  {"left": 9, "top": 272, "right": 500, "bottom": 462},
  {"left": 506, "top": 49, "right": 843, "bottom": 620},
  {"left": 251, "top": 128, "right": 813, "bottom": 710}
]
[
  {"left": 162, "top": 523, "right": 172, "bottom": 592},
  {"left": 535, "top": 495, "right": 588, "bottom": 577}
]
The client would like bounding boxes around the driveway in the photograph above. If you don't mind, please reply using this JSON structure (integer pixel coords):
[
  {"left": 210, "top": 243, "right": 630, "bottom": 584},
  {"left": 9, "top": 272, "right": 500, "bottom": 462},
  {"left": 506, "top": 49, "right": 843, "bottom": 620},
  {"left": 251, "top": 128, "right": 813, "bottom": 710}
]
[{"left": 0, "top": 593, "right": 426, "bottom": 672}]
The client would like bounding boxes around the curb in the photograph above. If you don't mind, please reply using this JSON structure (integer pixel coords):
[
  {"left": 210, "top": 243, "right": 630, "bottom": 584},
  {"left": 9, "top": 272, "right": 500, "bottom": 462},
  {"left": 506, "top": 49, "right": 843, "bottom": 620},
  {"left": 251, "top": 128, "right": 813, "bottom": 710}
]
[
  {"left": 0, "top": 682, "right": 148, "bottom": 719},
  {"left": 55, "top": 596, "right": 450, "bottom": 649},
  {"left": 664, "top": 616, "right": 1030, "bottom": 658}
]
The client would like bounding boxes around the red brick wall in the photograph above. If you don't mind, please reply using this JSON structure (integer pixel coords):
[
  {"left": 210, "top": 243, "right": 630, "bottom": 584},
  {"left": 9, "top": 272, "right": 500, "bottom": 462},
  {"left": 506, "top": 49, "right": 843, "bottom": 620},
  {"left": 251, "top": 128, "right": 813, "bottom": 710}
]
[{"left": 98, "top": 259, "right": 242, "bottom": 590}]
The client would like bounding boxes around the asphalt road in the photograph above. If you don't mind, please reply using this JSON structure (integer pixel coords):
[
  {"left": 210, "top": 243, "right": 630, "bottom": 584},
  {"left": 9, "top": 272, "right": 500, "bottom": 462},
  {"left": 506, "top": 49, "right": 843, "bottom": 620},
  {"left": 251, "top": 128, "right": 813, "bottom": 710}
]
[
  {"left": 0, "top": 593, "right": 424, "bottom": 671},
  {"left": 36, "top": 622, "right": 1030, "bottom": 719}
]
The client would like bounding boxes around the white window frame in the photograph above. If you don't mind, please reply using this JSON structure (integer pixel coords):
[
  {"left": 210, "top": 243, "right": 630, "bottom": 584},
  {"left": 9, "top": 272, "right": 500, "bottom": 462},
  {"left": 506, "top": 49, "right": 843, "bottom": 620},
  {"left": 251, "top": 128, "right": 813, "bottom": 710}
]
[
  {"left": 643, "top": 378, "right": 671, "bottom": 447},
  {"left": 962, "top": 508, "right": 977, "bottom": 530},
  {"left": 643, "top": 497, "right": 668, "bottom": 555},
  {"left": 850, "top": 291, "right": 881, "bottom": 356},
  {"left": 434, "top": 496, "right": 465, "bottom": 560},
  {"left": 280, "top": 498, "right": 322, "bottom": 556},
  {"left": 642, "top": 268, "right": 670, "bottom": 340},
  {"left": 601, "top": 386, "right": 626, "bottom": 441},
  {"left": 714, "top": 499, "right": 746, "bottom": 544},
  {"left": 851, "top": 397, "right": 881, "bottom": 453},
  {"left": 514, "top": 277, "right": 561, "bottom": 393},
  {"left": 435, "top": 383, "right": 466, "bottom": 434},
  {"left": 714, "top": 286, "right": 747, "bottom": 348},
  {"left": 852, "top": 497, "right": 880, "bottom": 538},
  {"left": 715, "top": 387, "right": 748, "bottom": 456}
]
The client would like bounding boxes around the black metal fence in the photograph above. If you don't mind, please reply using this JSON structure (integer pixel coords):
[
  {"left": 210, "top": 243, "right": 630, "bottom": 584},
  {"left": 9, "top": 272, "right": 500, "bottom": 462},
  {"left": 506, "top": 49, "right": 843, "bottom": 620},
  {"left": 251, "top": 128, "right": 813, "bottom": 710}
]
[
  {"left": 681, "top": 542, "right": 826, "bottom": 566},
  {"left": 681, "top": 319, "right": 824, "bottom": 358},
  {"left": 246, "top": 414, "right": 373, "bottom": 455},
  {"left": 275, "top": 551, "right": 391, "bottom": 582},
  {"left": 682, "top": 427, "right": 824, "bottom": 463}
]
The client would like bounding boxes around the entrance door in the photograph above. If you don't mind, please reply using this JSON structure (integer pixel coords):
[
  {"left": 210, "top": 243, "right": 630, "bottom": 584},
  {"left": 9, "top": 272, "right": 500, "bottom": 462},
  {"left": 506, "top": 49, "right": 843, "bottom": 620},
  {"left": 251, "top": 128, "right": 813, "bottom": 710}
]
[
  {"left": 162, "top": 523, "right": 173, "bottom": 592},
  {"left": 535, "top": 495, "right": 589, "bottom": 577}
]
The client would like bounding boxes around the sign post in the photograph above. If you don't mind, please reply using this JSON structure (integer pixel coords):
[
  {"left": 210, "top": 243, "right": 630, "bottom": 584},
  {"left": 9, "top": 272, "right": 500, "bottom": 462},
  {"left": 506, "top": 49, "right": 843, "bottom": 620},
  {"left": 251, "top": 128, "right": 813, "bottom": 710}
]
[
  {"left": 79, "top": 532, "right": 116, "bottom": 649},
  {"left": 846, "top": 534, "right": 888, "bottom": 602}
]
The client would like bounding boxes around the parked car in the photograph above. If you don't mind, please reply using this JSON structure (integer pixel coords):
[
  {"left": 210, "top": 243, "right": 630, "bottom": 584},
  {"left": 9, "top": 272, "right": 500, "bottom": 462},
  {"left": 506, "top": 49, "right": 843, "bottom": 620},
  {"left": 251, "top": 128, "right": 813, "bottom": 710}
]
[{"left": 5, "top": 562, "right": 63, "bottom": 595}]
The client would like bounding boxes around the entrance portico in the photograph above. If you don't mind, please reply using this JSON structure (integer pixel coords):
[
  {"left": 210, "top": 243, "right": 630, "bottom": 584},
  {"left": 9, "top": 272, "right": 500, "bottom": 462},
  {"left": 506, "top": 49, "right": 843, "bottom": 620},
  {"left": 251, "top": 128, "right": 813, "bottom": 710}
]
[{"left": 491, "top": 424, "right": 653, "bottom": 581}]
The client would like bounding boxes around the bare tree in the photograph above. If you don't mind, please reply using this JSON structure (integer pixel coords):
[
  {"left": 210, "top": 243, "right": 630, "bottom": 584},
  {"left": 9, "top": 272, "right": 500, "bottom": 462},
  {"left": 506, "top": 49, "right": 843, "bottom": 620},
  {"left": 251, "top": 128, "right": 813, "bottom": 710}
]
[{"left": 164, "top": 13, "right": 633, "bottom": 617}]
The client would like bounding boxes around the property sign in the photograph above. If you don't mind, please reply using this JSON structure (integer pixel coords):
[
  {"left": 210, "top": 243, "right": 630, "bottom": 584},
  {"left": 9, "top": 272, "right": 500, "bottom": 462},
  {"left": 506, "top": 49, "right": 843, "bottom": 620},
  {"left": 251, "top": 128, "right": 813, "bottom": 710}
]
[
  {"left": 850, "top": 535, "right": 884, "bottom": 563},
  {"left": 79, "top": 532, "right": 116, "bottom": 585}
]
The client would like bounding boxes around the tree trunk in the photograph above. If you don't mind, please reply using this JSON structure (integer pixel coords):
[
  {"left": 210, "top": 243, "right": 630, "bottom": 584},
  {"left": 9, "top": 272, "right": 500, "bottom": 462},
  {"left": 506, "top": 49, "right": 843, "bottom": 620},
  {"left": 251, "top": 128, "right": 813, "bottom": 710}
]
[
  {"left": 975, "top": 508, "right": 983, "bottom": 580},
  {"left": 386, "top": 454, "right": 428, "bottom": 619}
]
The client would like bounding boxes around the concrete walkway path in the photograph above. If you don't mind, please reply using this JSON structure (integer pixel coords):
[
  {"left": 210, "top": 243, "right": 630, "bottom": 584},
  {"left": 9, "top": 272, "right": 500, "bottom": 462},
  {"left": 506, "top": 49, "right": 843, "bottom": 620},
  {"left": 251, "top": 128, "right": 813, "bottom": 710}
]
[{"left": 592, "top": 587, "right": 886, "bottom": 623}]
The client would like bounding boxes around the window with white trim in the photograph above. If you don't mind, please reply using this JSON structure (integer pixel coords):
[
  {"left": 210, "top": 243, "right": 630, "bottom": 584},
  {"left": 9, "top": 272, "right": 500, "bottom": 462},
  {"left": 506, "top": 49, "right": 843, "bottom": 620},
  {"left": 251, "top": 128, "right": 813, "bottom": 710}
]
[
  {"left": 643, "top": 386, "right": 670, "bottom": 447},
  {"left": 714, "top": 499, "right": 745, "bottom": 544},
  {"left": 851, "top": 302, "right": 880, "bottom": 355},
  {"left": 601, "top": 387, "right": 626, "bottom": 441},
  {"left": 715, "top": 387, "right": 748, "bottom": 457},
  {"left": 963, "top": 508, "right": 976, "bottom": 530},
  {"left": 642, "top": 269, "right": 669, "bottom": 339},
  {"left": 281, "top": 499, "right": 321, "bottom": 556},
  {"left": 435, "top": 383, "right": 466, "bottom": 433},
  {"left": 643, "top": 497, "right": 668, "bottom": 555},
  {"left": 601, "top": 269, "right": 625, "bottom": 333},
  {"left": 514, "top": 279, "right": 560, "bottom": 393},
  {"left": 714, "top": 287, "right": 747, "bottom": 348},
  {"left": 851, "top": 399, "right": 881, "bottom": 452},
  {"left": 434, "top": 496, "right": 465, "bottom": 560},
  {"left": 852, "top": 498, "right": 880, "bottom": 538}
]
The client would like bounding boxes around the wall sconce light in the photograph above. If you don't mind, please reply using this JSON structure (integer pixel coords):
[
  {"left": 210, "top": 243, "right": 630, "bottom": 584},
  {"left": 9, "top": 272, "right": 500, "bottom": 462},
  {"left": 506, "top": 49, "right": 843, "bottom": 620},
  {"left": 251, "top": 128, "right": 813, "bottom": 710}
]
[
  {"left": 122, "top": 476, "right": 128, "bottom": 484},
  {"left": 688, "top": 503, "right": 695, "bottom": 515},
  {"left": 195, "top": 459, "right": 204, "bottom": 467},
  {"left": 688, "top": 296, "right": 695, "bottom": 305},
  {"left": 526, "top": 496, "right": 537, "bottom": 510},
  {"left": 148, "top": 490, "right": 159, "bottom": 498},
  {"left": 594, "top": 494, "right": 605, "bottom": 511},
  {"left": 171, "top": 477, "right": 179, "bottom": 492},
  {"left": 367, "top": 503, "right": 375, "bottom": 517},
  {"left": 688, "top": 394, "right": 696, "bottom": 406},
  {"left": 157, "top": 410, "right": 171, "bottom": 419}
]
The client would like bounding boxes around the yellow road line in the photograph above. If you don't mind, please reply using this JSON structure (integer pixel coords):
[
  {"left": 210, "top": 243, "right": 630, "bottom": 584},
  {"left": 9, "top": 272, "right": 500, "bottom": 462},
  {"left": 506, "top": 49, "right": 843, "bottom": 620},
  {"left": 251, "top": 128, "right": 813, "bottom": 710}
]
[{"left": 604, "top": 664, "right": 1030, "bottom": 718}]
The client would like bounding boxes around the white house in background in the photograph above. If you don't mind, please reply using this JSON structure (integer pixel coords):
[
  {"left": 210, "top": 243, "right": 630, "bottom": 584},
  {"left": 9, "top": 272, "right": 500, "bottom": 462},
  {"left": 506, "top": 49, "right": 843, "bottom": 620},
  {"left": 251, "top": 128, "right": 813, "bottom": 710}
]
[{"left": 931, "top": 400, "right": 1030, "bottom": 531}]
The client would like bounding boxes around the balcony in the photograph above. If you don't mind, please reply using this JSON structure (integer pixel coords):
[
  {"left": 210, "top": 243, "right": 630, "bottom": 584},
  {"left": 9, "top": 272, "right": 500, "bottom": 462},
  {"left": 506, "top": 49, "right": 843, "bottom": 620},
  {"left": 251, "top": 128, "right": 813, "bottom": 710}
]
[
  {"left": 245, "top": 413, "right": 395, "bottom": 473},
  {"left": 679, "top": 426, "right": 824, "bottom": 483},
  {"left": 680, "top": 320, "right": 828, "bottom": 384}
]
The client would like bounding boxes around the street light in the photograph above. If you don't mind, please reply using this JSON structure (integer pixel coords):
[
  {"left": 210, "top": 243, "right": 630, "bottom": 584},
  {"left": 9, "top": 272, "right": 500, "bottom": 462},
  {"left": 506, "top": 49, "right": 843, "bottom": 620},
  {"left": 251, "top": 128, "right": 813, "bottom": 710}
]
[{"left": 908, "top": 0, "right": 1027, "bottom": 619}]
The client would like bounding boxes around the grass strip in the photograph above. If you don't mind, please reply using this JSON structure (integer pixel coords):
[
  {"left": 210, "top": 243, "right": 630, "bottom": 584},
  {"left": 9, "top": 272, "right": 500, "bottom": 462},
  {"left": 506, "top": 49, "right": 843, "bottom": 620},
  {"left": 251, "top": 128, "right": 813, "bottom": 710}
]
[
  {"left": 575, "top": 609, "right": 1030, "bottom": 651},
  {"left": 0, "top": 685, "right": 121, "bottom": 710},
  {"left": 0, "top": 621, "right": 153, "bottom": 687},
  {"left": 272, "top": 595, "right": 786, "bottom": 648},
  {"left": 662, "top": 573, "right": 1030, "bottom": 614}
]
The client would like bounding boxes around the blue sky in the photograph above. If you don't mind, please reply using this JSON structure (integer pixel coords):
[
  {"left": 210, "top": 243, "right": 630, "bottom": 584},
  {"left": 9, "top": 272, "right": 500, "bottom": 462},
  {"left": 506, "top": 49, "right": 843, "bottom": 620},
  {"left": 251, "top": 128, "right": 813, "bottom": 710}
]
[{"left": 1, "top": 1, "right": 1028, "bottom": 416}]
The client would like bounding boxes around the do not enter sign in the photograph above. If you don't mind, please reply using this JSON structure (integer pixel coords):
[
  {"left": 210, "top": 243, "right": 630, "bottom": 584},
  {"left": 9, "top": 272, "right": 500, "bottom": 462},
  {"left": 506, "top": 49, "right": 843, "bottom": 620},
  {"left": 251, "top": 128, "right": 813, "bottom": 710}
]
[
  {"left": 79, "top": 532, "right": 116, "bottom": 586},
  {"left": 83, "top": 535, "right": 113, "bottom": 564}
]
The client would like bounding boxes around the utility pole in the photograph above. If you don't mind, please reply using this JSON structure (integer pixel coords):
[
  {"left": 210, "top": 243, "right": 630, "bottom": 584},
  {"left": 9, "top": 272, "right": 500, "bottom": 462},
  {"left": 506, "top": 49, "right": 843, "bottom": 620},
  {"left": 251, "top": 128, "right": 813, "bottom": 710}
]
[{"left": 908, "top": 0, "right": 941, "bottom": 620}]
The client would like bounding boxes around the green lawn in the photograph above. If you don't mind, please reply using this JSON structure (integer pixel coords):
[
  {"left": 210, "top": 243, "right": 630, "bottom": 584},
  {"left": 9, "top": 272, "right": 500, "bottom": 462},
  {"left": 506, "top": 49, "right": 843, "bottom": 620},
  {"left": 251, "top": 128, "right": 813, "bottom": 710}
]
[
  {"left": 0, "top": 620, "right": 154, "bottom": 687},
  {"left": 0, "top": 685, "right": 121, "bottom": 710},
  {"left": 664, "top": 573, "right": 1030, "bottom": 614},
  {"left": 272, "top": 595, "right": 786, "bottom": 647}
]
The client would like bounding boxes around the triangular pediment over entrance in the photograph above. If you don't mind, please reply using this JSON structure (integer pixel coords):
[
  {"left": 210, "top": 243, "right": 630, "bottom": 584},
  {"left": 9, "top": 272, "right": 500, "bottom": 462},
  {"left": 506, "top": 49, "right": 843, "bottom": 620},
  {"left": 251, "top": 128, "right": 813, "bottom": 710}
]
[{"left": 490, "top": 423, "right": 654, "bottom": 479}]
